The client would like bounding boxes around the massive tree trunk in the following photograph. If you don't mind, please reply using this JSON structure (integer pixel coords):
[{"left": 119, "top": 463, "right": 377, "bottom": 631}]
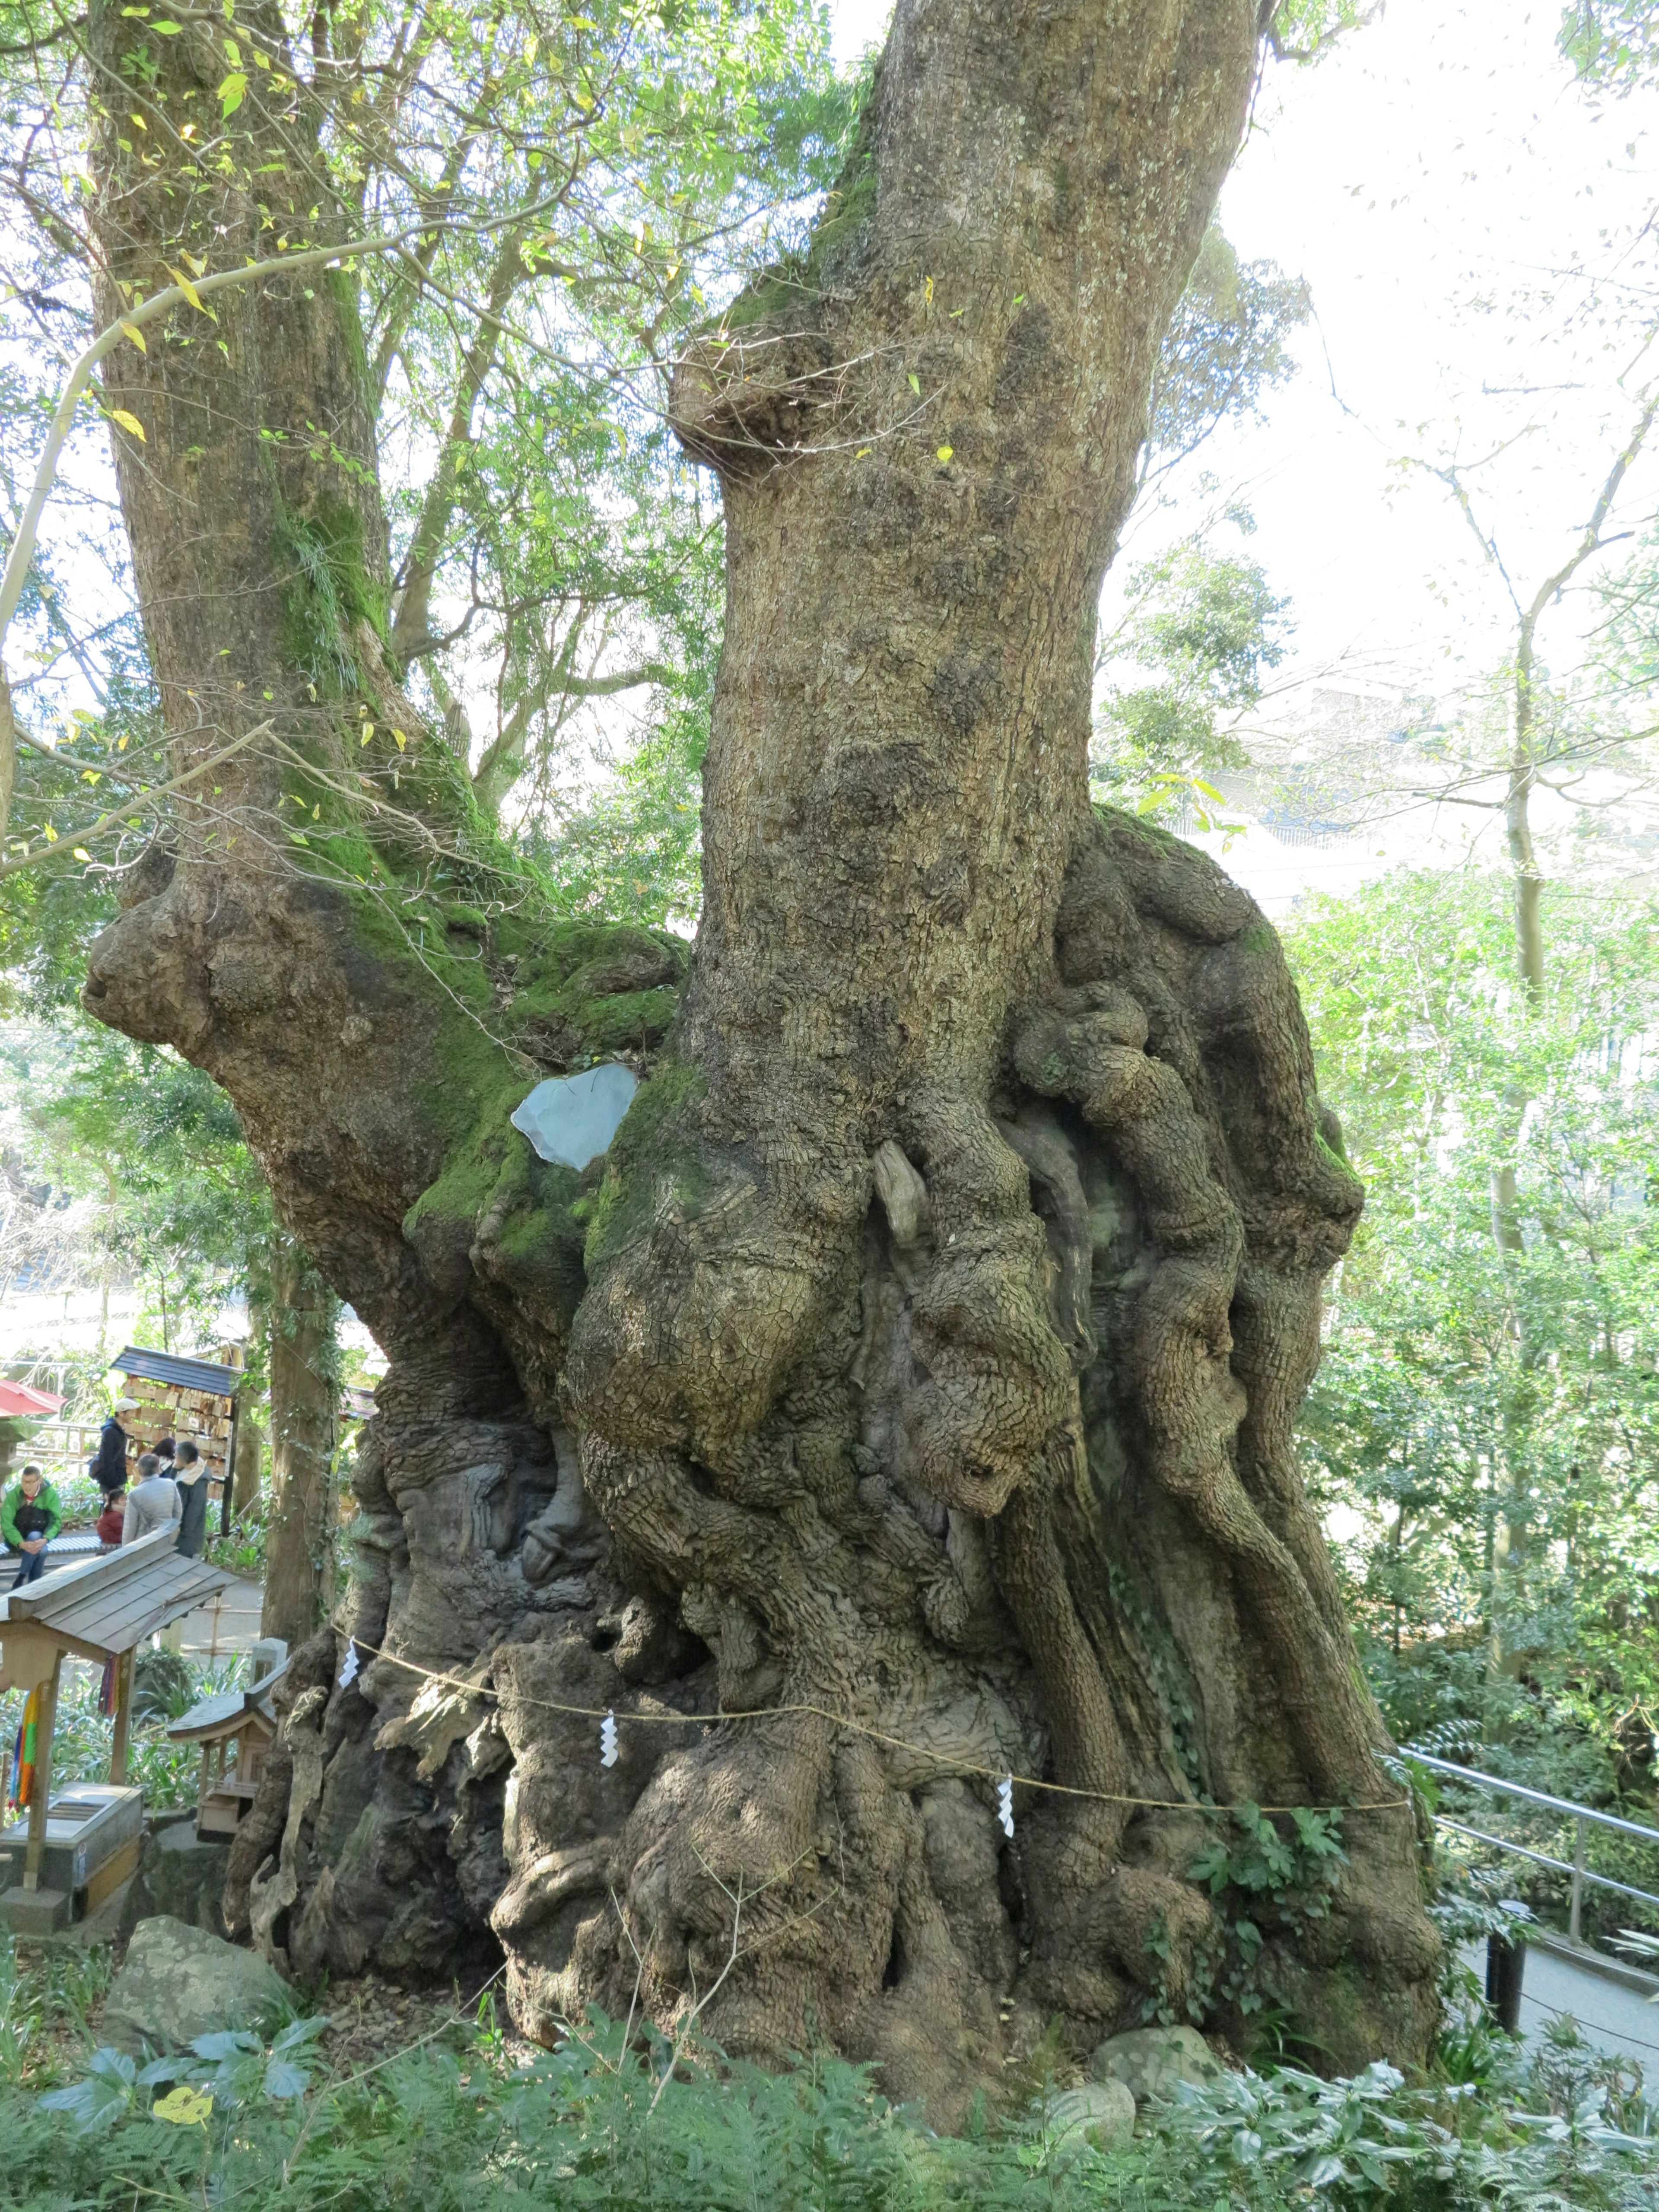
[{"left": 79, "top": 0, "right": 1439, "bottom": 2105}]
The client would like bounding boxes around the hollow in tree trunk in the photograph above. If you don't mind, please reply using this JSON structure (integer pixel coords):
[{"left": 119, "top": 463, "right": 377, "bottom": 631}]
[{"left": 78, "top": 0, "right": 1439, "bottom": 2103}]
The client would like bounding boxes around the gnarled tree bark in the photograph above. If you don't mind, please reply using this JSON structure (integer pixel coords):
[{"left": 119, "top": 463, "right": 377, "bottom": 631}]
[{"left": 79, "top": 0, "right": 1438, "bottom": 2108}]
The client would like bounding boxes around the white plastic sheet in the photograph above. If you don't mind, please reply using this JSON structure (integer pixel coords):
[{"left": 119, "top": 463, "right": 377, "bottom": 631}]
[{"left": 510, "top": 1062, "right": 638, "bottom": 1170}]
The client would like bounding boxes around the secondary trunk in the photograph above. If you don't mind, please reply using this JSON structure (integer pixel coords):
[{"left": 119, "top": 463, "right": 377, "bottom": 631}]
[
  {"left": 263, "top": 1237, "right": 341, "bottom": 1648},
  {"left": 78, "top": 0, "right": 1439, "bottom": 2105}
]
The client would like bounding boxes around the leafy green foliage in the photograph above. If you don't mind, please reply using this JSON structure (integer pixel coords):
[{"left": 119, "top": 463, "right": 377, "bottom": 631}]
[
  {"left": 6, "top": 1992, "right": 1656, "bottom": 2211},
  {"left": 1143, "top": 228, "right": 1312, "bottom": 492},
  {"left": 1287, "top": 869, "right": 1659, "bottom": 1926},
  {"left": 1267, "top": 0, "right": 1386, "bottom": 65},
  {"left": 0, "top": 1652, "right": 211, "bottom": 1817},
  {"left": 1559, "top": 0, "right": 1659, "bottom": 92},
  {"left": 1146, "top": 1806, "right": 1347, "bottom": 2032},
  {"left": 0, "top": 1016, "right": 274, "bottom": 1392},
  {"left": 1093, "top": 530, "right": 1291, "bottom": 826}
]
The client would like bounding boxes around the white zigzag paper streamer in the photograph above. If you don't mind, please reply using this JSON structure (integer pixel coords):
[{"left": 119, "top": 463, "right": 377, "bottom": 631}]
[
  {"left": 997, "top": 1775, "right": 1014, "bottom": 1839},
  {"left": 600, "top": 1710, "right": 619, "bottom": 1767},
  {"left": 337, "top": 1642, "right": 359, "bottom": 1689}
]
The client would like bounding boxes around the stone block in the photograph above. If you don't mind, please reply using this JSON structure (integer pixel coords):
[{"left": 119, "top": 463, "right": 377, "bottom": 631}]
[
  {"left": 1046, "top": 2079, "right": 1136, "bottom": 2162},
  {"left": 1090, "top": 2022, "right": 1225, "bottom": 2105},
  {"left": 102, "top": 1915, "right": 288, "bottom": 2056},
  {"left": 118, "top": 1818, "right": 231, "bottom": 1941},
  {"left": 0, "top": 1886, "right": 69, "bottom": 1936}
]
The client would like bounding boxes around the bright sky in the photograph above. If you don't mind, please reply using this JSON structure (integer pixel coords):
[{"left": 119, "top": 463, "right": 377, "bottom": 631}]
[{"left": 830, "top": 1, "right": 1659, "bottom": 703}]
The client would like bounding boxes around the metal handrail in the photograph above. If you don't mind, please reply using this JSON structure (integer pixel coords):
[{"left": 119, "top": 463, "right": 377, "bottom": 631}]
[
  {"left": 1405, "top": 1750, "right": 1659, "bottom": 1944},
  {"left": 1436, "top": 1818, "right": 1659, "bottom": 1912},
  {"left": 1405, "top": 1753, "right": 1659, "bottom": 1847}
]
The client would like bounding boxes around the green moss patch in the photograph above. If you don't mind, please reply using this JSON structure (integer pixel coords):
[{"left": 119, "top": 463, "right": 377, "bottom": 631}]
[
  {"left": 582, "top": 1055, "right": 709, "bottom": 1274},
  {"left": 506, "top": 921, "right": 690, "bottom": 1067}
]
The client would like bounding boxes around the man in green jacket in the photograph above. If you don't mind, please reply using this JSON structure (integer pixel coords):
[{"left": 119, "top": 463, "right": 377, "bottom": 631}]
[{"left": 2, "top": 1465, "right": 62, "bottom": 1586}]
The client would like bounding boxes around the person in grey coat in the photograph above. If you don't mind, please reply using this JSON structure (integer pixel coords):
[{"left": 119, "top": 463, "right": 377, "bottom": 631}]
[{"left": 122, "top": 1452, "right": 181, "bottom": 1544}]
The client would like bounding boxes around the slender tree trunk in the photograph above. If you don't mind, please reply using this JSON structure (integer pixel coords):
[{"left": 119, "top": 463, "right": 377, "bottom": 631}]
[
  {"left": 262, "top": 1238, "right": 341, "bottom": 1648},
  {"left": 232, "top": 1418, "right": 265, "bottom": 1518},
  {"left": 1490, "top": 613, "right": 1543, "bottom": 1643},
  {"left": 1506, "top": 615, "right": 1546, "bottom": 1011},
  {"left": 78, "top": 0, "right": 1440, "bottom": 2098}
]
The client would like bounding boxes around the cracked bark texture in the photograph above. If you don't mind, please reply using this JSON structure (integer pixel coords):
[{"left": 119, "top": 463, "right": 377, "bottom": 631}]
[{"left": 78, "top": 0, "right": 1438, "bottom": 2115}]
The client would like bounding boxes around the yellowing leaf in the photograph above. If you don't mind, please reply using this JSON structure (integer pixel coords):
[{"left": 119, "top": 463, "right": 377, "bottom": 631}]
[
  {"left": 119, "top": 321, "right": 146, "bottom": 352},
  {"left": 181, "top": 248, "right": 207, "bottom": 276},
  {"left": 359, "top": 721, "right": 374, "bottom": 746},
  {"left": 923, "top": 274, "right": 933, "bottom": 306},
  {"left": 855, "top": 448, "right": 871, "bottom": 459},
  {"left": 936, "top": 445, "right": 953, "bottom": 463},
  {"left": 165, "top": 263, "right": 207, "bottom": 311},
  {"left": 153, "top": 2085, "right": 213, "bottom": 2126},
  {"left": 72, "top": 848, "right": 92, "bottom": 862},
  {"left": 393, "top": 729, "right": 407, "bottom": 751},
  {"left": 109, "top": 408, "right": 146, "bottom": 441},
  {"left": 218, "top": 71, "right": 247, "bottom": 115},
  {"left": 907, "top": 373, "right": 920, "bottom": 397},
  {"left": 41, "top": 824, "right": 57, "bottom": 842}
]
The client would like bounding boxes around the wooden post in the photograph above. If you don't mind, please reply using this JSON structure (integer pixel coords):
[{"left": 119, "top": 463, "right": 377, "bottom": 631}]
[
  {"left": 23, "top": 1648, "right": 63, "bottom": 1891},
  {"left": 220, "top": 1392, "right": 238, "bottom": 1540},
  {"left": 108, "top": 1646, "right": 135, "bottom": 1786}
]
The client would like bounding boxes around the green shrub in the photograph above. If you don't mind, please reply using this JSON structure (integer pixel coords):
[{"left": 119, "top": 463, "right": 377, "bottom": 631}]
[{"left": 5, "top": 1986, "right": 1656, "bottom": 2212}]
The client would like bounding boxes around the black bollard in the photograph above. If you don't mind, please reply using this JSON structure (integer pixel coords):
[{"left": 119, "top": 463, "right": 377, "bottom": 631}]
[{"left": 1486, "top": 1932, "right": 1526, "bottom": 2034}]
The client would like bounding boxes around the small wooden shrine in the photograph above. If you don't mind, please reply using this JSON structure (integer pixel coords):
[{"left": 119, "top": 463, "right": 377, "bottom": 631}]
[
  {"left": 0, "top": 1527, "right": 236, "bottom": 1932},
  {"left": 167, "top": 1644, "right": 288, "bottom": 1838}
]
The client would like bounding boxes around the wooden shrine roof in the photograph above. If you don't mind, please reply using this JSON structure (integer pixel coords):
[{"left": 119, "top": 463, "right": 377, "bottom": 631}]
[
  {"left": 1, "top": 1527, "right": 235, "bottom": 1656},
  {"left": 168, "top": 1659, "right": 287, "bottom": 1743},
  {"left": 113, "top": 1346, "right": 243, "bottom": 1399}
]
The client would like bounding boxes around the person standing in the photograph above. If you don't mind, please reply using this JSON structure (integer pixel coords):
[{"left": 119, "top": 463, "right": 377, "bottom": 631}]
[
  {"left": 2, "top": 1464, "right": 62, "bottom": 1586},
  {"left": 173, "top": 1441, "right": 213, "bottom": 1558},
  {"left": 89, "top": 1411, "right": 128, "bottom": 1493},
  {"left": 121, "top": 1452, "right": 181, "bottom": 1543}
]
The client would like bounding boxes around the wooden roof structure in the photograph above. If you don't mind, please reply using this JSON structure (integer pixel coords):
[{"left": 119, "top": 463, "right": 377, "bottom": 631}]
[
  {"left": 168, "top": 1659, "right": 287, "bottom": 1745},
  {"left": 1, "top": 1526, "right": 235, "bottom": 1679},
  {"left": 0, "top": 1529, "right": 238, "bottom": 1901},
  {"left": 168, "top": 1661, "right": 288, "bottom": 1838}
]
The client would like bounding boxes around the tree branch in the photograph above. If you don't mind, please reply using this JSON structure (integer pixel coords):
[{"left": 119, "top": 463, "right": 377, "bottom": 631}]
[
  {"left": 389, "top": 221, "right": 531, "bottom": 661},
  {"left": 0, "top": 193, "right": 574, "bottom": 844},
  {"left": 0, "top": 719, "right": 273, "bottom": 879}
]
